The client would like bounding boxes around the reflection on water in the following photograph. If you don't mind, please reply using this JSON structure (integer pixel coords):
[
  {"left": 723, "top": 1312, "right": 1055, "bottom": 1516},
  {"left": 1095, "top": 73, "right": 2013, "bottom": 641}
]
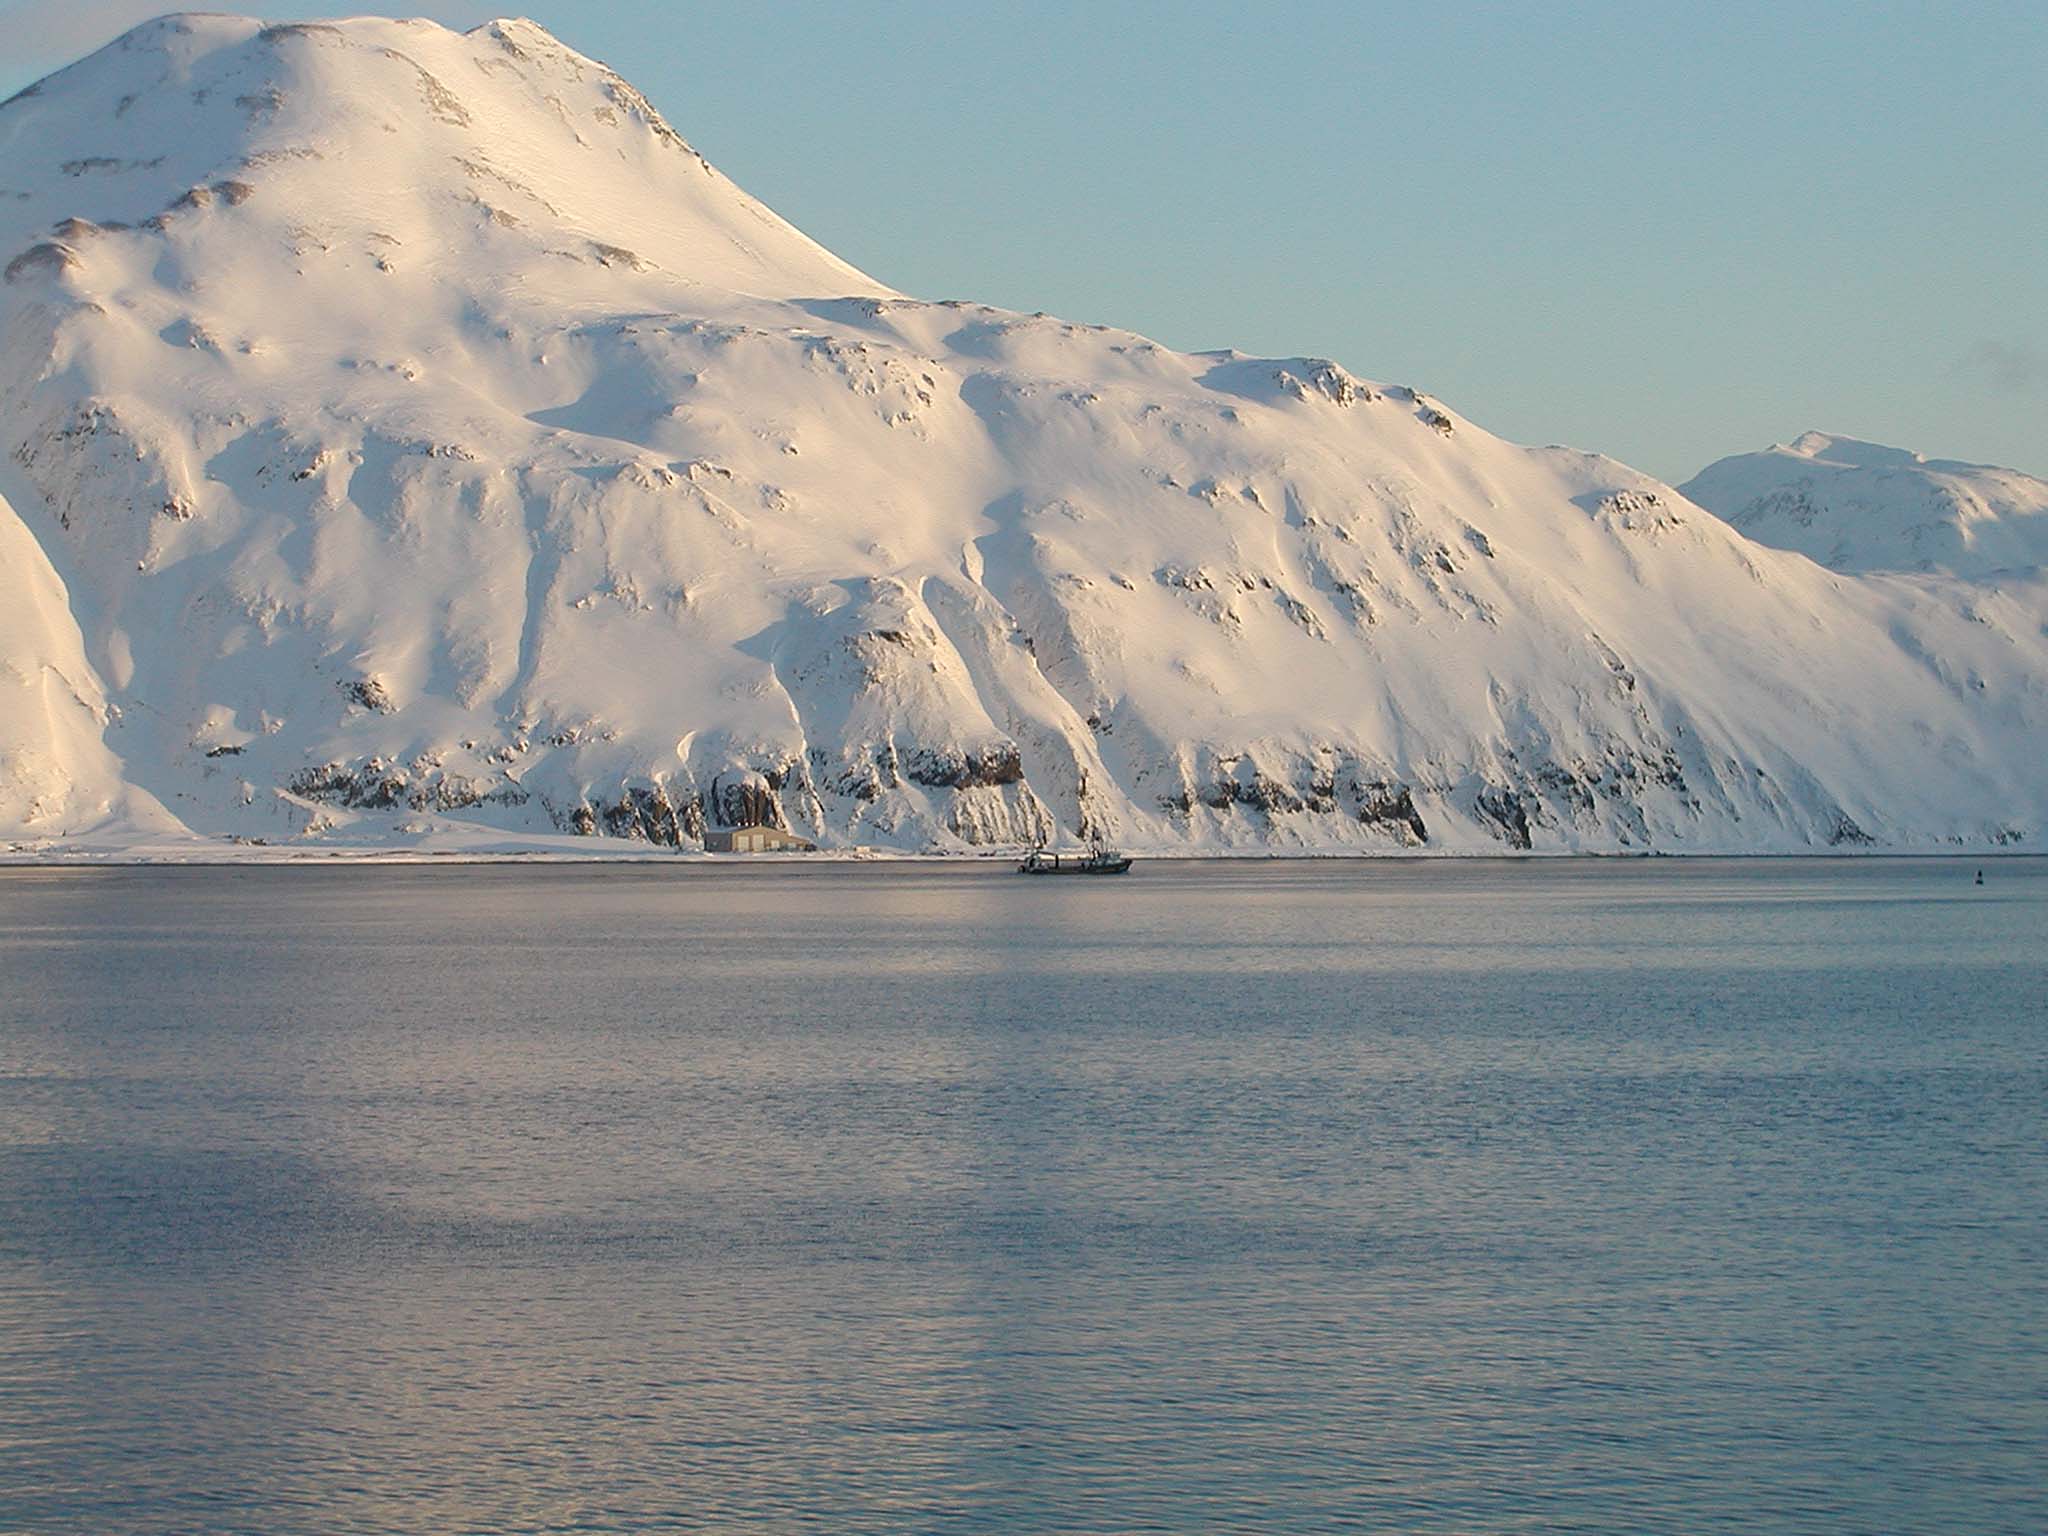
[{"left": 1, "top": 859, "right": 2044, "bottom": 1533}]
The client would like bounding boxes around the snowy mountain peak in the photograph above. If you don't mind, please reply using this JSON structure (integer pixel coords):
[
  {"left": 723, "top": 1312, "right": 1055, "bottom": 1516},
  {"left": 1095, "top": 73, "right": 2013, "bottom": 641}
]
[
  {"left": 0, "top": 11, "right": 886, "bottom": 302},
  {"left": 1783, "top": 431, "right": 1929, "bottom": 469},
  {"left": 1683, "top": 435, "right": 2048, "bottom": 577},
  {"left": 2, "top": 18, "right": 2045, "bottom": 855}
]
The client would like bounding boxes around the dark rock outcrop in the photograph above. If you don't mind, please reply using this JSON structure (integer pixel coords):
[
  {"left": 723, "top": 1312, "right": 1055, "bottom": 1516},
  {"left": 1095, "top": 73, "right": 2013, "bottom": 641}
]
[
  {"left": 904, "top": 742, "right": 1024, "bottom": 790},
  {"left": 287, "top": 757, "right": 527, "bottom": 813},
  {"left": 1475, "top": 785, "right": 1533, "bottom": 849},
  {"left": 1358, "top": 783, "right": 1428, "bottom": 845}
]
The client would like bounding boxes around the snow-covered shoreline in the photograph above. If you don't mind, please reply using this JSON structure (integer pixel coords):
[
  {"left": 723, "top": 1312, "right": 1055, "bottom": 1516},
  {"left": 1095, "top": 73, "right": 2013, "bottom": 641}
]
[{"left": 3, "top": 841, "right": 2036, "bottom": 869}]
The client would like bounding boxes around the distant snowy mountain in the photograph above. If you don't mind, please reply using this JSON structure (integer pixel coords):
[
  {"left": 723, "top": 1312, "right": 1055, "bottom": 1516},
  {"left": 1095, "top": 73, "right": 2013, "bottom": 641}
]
[
  {"left": 1682, "top": 432, "right": 2048, "bottom": 578},
  {"left": 3, "top": 16, "right": 2044, "bottom": 855}
]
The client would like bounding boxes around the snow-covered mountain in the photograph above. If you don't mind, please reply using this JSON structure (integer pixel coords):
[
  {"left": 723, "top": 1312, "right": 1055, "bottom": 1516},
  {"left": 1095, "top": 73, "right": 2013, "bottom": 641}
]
[
  {"left": 1682, "top": 432, "right": 2048, "bottom": 578},
  {"left": 3, "top": 15, "right": 2044, "bottom": 856}
]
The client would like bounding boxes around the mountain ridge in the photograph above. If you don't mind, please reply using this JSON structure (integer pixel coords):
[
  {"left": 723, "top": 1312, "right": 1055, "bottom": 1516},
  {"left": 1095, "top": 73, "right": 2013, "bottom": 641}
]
[
  {"left": 3, "top": 14, "right": 2043, "bottom": 856},
  {"left": 1681, "top": 433, "right": 2048, "bottom": 578}
]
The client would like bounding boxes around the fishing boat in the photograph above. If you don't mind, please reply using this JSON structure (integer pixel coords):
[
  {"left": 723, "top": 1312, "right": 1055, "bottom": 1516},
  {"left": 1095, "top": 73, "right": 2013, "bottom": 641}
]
[{"left": 1017, "top": 840, "right": 1133, "bottom": 875}]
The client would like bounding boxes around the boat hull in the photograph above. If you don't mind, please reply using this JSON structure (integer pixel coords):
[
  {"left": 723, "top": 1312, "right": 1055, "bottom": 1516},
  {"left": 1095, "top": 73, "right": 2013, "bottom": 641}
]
[{"left": 1016, "top": 854, "right": 1132, "bottom": 875}]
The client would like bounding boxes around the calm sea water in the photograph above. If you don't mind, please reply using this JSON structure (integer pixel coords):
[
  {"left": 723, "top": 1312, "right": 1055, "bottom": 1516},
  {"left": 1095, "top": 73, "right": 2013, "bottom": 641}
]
[{"left": 1, "top": 858, "right": 2043, "bottom": 1534}]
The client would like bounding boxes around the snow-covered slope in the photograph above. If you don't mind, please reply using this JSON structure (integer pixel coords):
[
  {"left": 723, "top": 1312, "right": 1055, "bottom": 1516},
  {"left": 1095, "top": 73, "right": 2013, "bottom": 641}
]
[
  {"left": 3, "top": 16, "right": 2044, "bottom": 855},
  {"left": 1682, "top": 431, "right": 2048, "bottom": 578},
  {"left": 0, "top": 486, "right": 159, "bottom": 835}
]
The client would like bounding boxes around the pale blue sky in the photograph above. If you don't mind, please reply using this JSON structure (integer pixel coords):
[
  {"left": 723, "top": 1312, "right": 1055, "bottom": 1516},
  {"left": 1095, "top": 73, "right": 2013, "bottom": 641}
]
[{"left": 5, "top": 1, "right": 2043, "bottom": 481}]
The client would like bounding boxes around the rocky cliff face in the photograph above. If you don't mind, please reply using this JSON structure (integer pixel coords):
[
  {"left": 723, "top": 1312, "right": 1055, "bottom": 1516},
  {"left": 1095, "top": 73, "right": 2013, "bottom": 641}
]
[{"left": 3, "top": 16, "right": 2045, "bottom": 854}]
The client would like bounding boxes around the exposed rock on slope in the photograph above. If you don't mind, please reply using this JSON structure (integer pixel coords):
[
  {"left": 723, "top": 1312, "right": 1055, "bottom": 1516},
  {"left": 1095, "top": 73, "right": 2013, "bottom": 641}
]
[{"left": 2, "top": 16, "right": 2044, "bottom": 853}]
